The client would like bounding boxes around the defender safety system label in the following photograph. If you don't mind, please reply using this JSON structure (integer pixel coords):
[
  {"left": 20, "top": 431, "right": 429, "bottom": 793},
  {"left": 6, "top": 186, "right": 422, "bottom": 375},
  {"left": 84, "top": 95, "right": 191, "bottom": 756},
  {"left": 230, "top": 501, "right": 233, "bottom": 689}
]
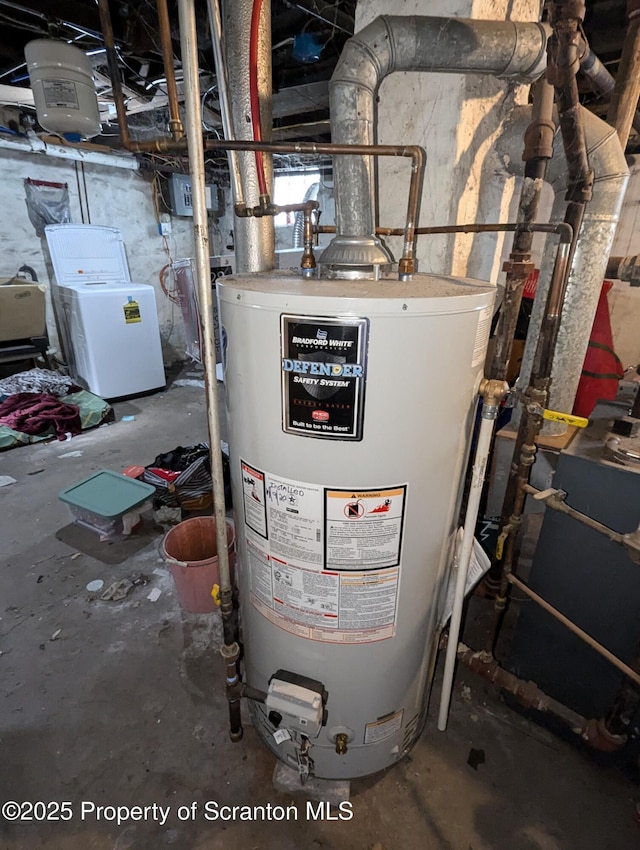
[
  {"left": 280, "top": 314, "right": 368, "bottom": 440},
  {"left": 241, "top": 459, "right": 406, "bottom": 643}
]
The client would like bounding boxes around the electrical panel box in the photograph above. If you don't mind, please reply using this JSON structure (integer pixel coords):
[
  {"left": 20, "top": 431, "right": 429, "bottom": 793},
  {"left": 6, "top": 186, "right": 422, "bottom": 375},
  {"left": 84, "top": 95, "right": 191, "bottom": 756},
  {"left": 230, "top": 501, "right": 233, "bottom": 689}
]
[
  {"left": 265, "top": 671, "right": 326, "bottom": 737},
  {"left": 169, "top": 173, "right": 219, "bottom": 217}
]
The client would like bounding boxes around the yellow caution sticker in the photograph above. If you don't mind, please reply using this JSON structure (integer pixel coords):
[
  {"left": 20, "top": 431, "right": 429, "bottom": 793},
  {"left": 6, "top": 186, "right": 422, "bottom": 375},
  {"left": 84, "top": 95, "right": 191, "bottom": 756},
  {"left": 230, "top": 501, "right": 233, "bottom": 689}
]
[
  {"left": 124, "top": 298, "right": 141, "bottom": 324},
  {"left": 543, "top": 409, "right": 588, "bottom": 429}
]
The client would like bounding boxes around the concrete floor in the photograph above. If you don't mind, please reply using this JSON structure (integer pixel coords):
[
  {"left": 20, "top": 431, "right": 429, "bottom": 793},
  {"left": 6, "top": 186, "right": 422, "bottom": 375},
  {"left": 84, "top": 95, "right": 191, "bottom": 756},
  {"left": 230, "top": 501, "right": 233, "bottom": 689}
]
[{"left": 1, "top": 372, "right": 638, "bottom": 850}]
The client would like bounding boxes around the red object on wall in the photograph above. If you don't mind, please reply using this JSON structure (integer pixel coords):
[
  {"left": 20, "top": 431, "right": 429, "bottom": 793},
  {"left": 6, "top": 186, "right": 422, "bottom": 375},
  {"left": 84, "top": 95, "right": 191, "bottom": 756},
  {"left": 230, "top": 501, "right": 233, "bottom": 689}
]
[
  {"left": 522, "top": 269, "right": 539, "bottom": 300},
  {"left": 573, "top": 281, "right": 624, "bottom": 418}
]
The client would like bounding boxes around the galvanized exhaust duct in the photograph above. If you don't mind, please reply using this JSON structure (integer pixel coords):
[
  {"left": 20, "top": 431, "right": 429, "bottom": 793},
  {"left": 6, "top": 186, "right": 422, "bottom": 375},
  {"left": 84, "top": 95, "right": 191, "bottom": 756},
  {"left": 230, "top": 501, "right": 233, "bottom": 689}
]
[
  {"left": 322, "top": 15, "right": 550, "bottom": 275},
  {"left": 498, "top": 105, "right": 629, "bottom": 432},
  {"left": 222, "top": 0, "right": 275, "bottom": 273}
]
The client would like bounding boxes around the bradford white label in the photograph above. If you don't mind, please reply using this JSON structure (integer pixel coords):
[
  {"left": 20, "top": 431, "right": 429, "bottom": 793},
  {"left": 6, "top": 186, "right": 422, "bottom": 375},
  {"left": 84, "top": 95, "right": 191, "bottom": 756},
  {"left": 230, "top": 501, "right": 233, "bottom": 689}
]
[{"left": 281, "top": 314, "right": 368, "bottom": 440}]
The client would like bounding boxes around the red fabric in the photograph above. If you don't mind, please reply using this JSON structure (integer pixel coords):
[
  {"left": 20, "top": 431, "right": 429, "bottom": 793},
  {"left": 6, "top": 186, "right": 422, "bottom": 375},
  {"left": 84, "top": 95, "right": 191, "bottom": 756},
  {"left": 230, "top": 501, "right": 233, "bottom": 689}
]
[
  {"left": 573, "top": 281, "right": 624, "bottom": 418},
  {"left": 147, "top": 467, "right": 181, "bottom": 483},
  {"left": 522, "top": 269, "right": 539, "bottom": 300},
  {"left": 0, "top": 392, "right": 81, "bottom": 440}
]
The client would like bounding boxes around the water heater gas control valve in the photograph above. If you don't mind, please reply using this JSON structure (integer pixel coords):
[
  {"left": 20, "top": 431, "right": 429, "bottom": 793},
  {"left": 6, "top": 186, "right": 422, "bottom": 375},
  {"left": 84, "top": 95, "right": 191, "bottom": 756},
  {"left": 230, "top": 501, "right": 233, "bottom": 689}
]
[{"left": 266, "top": 670, "right": 328, "bottom": 738}]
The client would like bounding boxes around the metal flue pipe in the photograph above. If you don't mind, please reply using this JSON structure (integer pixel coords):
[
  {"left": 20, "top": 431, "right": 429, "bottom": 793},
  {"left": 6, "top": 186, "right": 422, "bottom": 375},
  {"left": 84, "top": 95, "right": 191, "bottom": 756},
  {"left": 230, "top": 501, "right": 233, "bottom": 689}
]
[
  {"left": 501, "top": 106, "right": 629, "bottom": 432},
  {"left": 222, "top": 0, "right": 275, "bottom": 273},
  {"left": 206, "top": 0, "right": 245, "bottom": 208},
  {"left": 323, "top": 15, "right": 549, "bottom": 269}
]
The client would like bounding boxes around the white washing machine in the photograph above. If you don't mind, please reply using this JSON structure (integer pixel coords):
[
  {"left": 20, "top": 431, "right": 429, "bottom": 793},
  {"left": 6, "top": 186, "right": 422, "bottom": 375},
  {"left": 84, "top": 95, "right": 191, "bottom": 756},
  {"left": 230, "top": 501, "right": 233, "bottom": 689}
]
[{"left": 45, "top": 224, "right": 166, "bottom": 399}]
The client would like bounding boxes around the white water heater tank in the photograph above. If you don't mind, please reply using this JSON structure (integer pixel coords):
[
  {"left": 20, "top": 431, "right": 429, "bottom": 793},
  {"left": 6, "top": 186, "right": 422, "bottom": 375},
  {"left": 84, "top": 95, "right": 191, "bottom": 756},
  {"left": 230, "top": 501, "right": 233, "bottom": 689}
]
[
  {"left": 25, "top": 40, "right": 101, "bottom": 140},
  {"left": 219, "top": 271, "right": 494, "bottom": 779}
]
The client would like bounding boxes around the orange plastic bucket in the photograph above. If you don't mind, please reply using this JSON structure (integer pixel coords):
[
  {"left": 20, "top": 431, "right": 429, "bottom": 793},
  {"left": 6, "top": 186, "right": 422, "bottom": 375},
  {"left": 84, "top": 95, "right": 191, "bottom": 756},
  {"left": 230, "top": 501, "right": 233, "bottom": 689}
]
[{"left": 162, "top": 517, "right": 235, "bottom": 613}]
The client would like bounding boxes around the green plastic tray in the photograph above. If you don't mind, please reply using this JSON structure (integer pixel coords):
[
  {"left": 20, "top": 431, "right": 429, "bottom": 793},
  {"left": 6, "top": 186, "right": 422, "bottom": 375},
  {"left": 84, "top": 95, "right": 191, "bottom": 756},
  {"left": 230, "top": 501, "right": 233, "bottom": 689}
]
[{"left": 59, "top": 470, "right": 156, "bottom": 519}]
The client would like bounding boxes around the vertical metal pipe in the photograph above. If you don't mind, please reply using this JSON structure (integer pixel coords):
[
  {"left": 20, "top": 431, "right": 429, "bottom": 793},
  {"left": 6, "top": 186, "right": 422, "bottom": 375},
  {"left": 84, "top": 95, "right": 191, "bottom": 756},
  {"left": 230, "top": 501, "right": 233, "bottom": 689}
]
[
  {"left": 489, "top": 77, "right": 555, "bottom": 382},
  {"left": 223, "top": 0, "right": 274, "bottom": 272},
  {"left": 328, "top": 15, "right": 548, "bottom": 262},
  {"left": 607, "top": 9, "right": 640, "bottom": 150},
  {"left": 206, "top": 0, "right": 245, "bottom": 208},
  {"left": 499, "top": 106, "right": 629, "bottom": 432},
  {"left": 177, "top": 0, "right": 232, "bottom": 601},
  {"left": 157, "top": 0, "right": 184, "bottom": 140},
  {"left": 438, "top": 381, "right": 507, "bottom": 731},
  {"left": 97, "top": 0, "right": 131, "bottom": 148},
  {"left": 485, "top": 4, "right": 594, "bottom": 622}
]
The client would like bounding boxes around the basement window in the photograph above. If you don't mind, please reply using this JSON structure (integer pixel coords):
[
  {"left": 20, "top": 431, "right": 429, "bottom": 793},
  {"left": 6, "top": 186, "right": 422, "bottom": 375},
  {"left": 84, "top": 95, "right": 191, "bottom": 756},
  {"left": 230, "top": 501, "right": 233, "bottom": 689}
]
[{"left": 273, "top": 172, "right": 321, "bottom": 226}]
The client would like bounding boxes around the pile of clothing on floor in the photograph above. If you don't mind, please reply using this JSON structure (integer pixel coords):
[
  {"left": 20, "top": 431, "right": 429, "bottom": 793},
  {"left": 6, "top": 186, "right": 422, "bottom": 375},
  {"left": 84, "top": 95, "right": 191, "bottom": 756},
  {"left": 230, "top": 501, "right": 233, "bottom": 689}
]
[{"left": 0, "top": 368, "right": 113, "bottom": 449}]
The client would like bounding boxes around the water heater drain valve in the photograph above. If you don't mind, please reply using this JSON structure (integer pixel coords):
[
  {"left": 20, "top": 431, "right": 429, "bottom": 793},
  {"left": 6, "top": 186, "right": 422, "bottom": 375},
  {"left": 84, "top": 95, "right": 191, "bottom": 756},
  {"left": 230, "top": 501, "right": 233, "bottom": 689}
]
[{"left": 266, "top": 670, "right": 327, "bottom": 738}]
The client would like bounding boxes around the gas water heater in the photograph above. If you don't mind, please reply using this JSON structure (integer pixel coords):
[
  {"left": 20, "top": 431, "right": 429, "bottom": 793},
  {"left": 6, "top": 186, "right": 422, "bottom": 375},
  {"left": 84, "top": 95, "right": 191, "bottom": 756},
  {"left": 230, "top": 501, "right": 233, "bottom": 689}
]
[{"left": 219, "top": 271, "right": 494, "bottom": 779}]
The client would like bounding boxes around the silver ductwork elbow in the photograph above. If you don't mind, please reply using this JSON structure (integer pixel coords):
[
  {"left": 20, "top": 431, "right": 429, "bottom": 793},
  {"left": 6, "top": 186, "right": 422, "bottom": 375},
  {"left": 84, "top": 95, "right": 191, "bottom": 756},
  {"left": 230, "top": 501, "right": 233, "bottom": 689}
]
[
  {"left": 322, "top": 15, "right": 549, "bottom": 274},
  {"left": 498, "top": 105, "right": 629, "bottom": 430}
]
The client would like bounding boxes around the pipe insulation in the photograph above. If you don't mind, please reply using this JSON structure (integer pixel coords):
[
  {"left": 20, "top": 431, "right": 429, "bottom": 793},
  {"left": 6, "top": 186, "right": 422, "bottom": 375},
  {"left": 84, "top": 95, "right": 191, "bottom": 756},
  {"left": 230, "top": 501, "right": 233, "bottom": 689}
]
[
  {"left": 499, "top": 106, "right": 629, "bottom": 432},
  {"left": 327, "top": 15, "right": 549, "bottom": 252},
  {"left": 222, "top": 0, "right": 275, "bottom": 272},
  {"left": 206, "top": 0, "right": 245, "bottom": 207}
]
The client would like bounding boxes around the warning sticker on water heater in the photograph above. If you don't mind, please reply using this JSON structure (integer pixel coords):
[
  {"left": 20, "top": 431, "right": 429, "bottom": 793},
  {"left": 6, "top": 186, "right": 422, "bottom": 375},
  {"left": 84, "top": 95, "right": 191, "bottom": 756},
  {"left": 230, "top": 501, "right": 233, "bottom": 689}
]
[
  {"left": 364, "top": 709, "right": 404, "bottom": 745},
  {"left": 325, "top": 487, "right": 406, "bottom": 570},
  {"left": 281, "top": 314, "right": 368, "bottom": 441},
  {"left": 241, "top": 460, "right": 405, "bottom": 642}
]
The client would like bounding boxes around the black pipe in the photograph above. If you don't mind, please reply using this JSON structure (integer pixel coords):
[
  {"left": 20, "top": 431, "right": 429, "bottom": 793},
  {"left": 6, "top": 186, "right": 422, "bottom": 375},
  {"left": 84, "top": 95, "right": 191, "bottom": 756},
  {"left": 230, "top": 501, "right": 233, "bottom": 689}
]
[
  {"left": 485, "top": 0, "right": 594, "bottom": 640},
  {"left": 489, "top": 77, "right": 555, "bottom": 384}
]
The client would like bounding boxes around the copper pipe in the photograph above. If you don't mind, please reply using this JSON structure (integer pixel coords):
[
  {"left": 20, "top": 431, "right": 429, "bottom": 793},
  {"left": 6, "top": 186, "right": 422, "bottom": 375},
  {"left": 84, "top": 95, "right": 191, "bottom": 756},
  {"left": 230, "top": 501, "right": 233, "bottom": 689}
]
[
  {"left": 607, "top": 9, "right": 640, "bottom": 149},
  {"left": 94, "top": 40, "right": 425, "bottom": 273},
  {"left": 508, "top": 574, "right": 640, "bottom": 689},
  {"left": 205, "top": 140, "right": 423, "bottom": 276},
  {"left": 301, "top": 202, "right": 317, "bottom": 274},
  {"left": 236, "top": 199, "right": 319, "bottom": 218},
  {"left": 157, "top": 0, "right": 184, "bottom": 141},
  {"left": 236, "top": 199, "right": 319, "bottom": 271},
  {"left": 94, "top": 13, "right": 426, "bottom": 274},
  {"left": 316, "top": 222, "right": 573, "bottom": 241}
]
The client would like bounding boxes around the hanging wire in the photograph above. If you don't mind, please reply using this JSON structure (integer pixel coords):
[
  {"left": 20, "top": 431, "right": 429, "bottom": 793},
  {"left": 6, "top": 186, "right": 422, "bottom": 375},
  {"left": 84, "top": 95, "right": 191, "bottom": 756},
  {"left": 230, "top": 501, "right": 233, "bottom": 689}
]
[{"left": 201, "top": 83, "right": 221, "bottom": 132}]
